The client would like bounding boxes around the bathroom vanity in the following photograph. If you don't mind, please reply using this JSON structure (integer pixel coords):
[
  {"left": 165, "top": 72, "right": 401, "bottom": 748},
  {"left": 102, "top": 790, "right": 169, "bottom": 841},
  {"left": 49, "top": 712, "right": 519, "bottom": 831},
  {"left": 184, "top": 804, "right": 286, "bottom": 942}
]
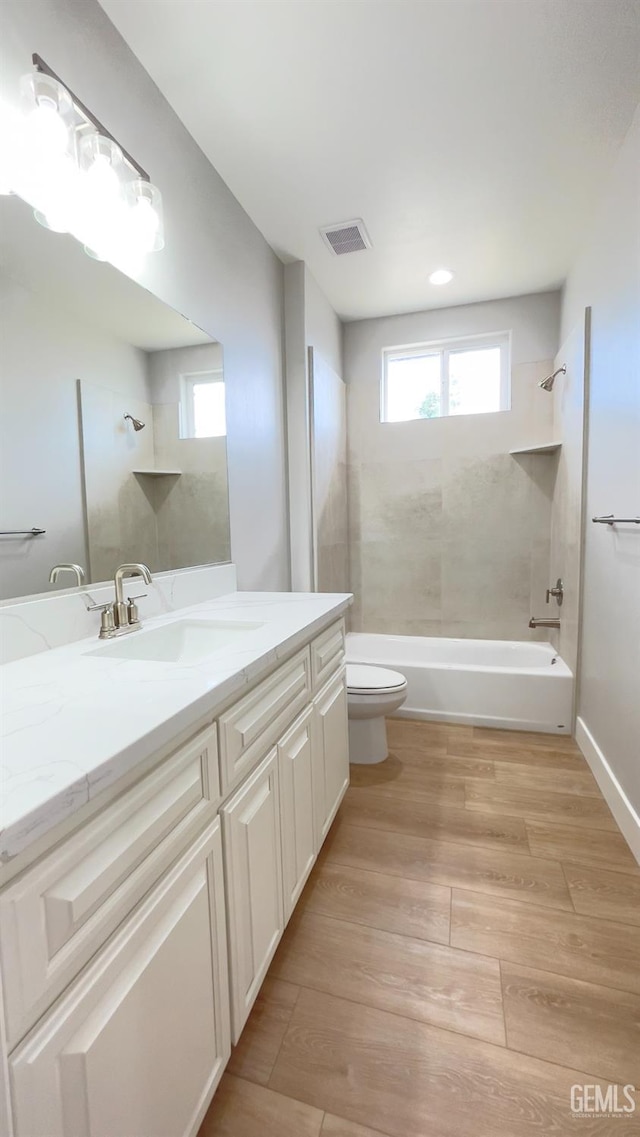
[{"left": 0, "top": 579, "right": 350, "bottom": 1137}]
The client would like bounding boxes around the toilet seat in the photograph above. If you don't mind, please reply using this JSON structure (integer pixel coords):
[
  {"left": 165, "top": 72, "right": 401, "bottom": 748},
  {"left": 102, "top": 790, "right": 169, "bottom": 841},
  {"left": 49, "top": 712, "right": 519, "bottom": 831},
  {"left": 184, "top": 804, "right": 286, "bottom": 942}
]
[{"left": 347, "top": 664, "right": 407, "bottom": 694}]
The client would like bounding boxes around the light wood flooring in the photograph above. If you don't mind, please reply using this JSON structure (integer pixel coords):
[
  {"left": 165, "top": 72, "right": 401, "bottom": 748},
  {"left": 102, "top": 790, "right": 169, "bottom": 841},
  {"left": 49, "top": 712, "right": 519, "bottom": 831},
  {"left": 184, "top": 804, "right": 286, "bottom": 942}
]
[{"left": 199, "top": 720, "right": 640, "bottom": 1137}]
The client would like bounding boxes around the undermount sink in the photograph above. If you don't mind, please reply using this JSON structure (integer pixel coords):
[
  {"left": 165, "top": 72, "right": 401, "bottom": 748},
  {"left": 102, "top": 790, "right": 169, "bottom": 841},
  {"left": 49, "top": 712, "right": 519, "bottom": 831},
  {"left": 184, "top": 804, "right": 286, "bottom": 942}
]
[{"left": 86, "top": 619, "right": 265, "bottom": 663}]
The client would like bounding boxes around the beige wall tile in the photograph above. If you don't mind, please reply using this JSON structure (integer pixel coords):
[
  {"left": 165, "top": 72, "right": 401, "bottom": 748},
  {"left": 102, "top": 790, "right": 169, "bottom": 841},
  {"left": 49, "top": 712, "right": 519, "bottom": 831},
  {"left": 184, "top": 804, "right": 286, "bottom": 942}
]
[{"left": 344, "top": 300, "right": 564, "bottom": 640}]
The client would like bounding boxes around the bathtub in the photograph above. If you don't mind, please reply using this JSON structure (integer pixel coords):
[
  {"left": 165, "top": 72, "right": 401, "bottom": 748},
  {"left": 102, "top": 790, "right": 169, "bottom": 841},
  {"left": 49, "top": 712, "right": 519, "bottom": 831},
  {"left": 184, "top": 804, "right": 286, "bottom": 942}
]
[{"left": 346, "top": 633, "right": 574, "bottom": 735}]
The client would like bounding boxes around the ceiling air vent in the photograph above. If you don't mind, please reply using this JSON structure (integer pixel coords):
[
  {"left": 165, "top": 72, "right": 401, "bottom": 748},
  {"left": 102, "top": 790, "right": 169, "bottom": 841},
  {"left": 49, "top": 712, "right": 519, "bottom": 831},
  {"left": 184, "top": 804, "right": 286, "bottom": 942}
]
[{"left": 320, "top": 219, "right": 371, "bottom": 256}]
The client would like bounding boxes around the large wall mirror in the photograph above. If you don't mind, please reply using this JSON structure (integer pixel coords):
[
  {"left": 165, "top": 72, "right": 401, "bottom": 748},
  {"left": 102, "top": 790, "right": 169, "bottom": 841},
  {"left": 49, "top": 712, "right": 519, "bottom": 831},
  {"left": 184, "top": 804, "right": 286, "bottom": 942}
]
[{"left": 0, "top": 194, "right": 230, "bottom": 601}]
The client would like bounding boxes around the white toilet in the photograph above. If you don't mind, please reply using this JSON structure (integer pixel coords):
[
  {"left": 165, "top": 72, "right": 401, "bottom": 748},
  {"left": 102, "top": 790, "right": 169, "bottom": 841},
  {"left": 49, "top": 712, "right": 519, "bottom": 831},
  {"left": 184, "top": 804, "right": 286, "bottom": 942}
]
[{"left": 346, "top": 663, "right": 408, "bottom": 764}]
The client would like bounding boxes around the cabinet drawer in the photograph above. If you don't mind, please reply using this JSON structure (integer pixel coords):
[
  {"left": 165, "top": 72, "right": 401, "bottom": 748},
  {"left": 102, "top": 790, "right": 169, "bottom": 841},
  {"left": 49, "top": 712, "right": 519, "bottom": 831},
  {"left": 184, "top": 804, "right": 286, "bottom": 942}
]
[
  {"left": 0, "top": 723, "right": 220, "bottom": 1048},
  {"left": 310, "top": 619, "right": 345, "bottom": 691},
  {"left": 219, "top": 647, "right": 310, "bottom": 791}
]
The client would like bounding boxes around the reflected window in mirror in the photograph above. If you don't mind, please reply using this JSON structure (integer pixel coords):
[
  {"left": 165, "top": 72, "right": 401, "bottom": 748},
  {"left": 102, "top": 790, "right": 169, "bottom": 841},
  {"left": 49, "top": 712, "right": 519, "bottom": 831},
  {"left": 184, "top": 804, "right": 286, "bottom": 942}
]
[{"left": 180, "top": 369, "right": 226, "bottom": 439}]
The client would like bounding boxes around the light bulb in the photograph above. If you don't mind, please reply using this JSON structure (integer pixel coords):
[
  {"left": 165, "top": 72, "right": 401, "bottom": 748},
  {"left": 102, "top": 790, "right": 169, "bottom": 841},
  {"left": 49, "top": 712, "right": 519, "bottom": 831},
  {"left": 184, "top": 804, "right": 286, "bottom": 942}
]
[
  {"left": 125, "top": 178, "right": 164, "bottom": 253},
  {"left": 32, "top": 152, "right": 80, "bottom": 234},
  {"left": 131, "top": 197, "right": 159, "bottom": 252},
  {"left": 85, "top": 153, "right": 120, "bottom": 200},
  {"left": 20, "top": 73, "right": 73, "bottom": 159},
  {"left": 28, "top": 100, "right": 69, "bottom": 155},
  {"left": 79, "top": 133, "right": 123, "bottom": 197}
]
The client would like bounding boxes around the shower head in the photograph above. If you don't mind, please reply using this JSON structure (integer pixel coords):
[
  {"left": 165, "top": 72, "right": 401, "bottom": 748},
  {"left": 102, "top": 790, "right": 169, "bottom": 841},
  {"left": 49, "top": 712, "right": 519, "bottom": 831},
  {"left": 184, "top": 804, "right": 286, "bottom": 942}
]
[
  {"left": 539, "top": 365, "right": 566, "bottom": 392},
  {"left": 124, "top": 413, "right": 145, "bottom": 431}
]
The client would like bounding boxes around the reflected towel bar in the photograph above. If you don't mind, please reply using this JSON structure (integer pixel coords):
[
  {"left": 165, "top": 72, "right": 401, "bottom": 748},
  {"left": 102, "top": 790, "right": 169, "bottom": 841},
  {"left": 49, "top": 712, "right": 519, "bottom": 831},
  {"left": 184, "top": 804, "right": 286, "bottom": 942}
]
[
  {"left": 0, "top": 528, "right": 46, "bottom": 536},
  {"left": 592, "top": 515, "right": 640, "bottom": 525}
]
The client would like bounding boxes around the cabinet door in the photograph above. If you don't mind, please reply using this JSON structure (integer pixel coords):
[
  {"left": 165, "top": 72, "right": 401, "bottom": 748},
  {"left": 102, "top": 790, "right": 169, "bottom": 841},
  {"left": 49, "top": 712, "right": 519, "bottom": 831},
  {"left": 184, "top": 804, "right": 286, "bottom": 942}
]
[
  {"left": 278, "top": 706, "right": 316, "bottom": 922},
  {"left": 9, "top": 821, "right": 230, "bottom": 1137},
  {"left": 221, "top": 748, "right": 284, "bottom": 1041},
  {"left": 313, "top": 668, "right": 350, "bottom": 847}
]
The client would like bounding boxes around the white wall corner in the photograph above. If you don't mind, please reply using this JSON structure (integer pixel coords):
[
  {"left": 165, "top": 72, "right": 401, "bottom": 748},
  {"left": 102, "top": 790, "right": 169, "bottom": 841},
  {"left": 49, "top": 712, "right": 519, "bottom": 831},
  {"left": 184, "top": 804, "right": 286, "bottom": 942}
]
[
  {"left": 284, "top": 261, "right": 314, "bottom": 591},
  {"left": 575, "top": 716, "right": 640, "bottom": 866}
]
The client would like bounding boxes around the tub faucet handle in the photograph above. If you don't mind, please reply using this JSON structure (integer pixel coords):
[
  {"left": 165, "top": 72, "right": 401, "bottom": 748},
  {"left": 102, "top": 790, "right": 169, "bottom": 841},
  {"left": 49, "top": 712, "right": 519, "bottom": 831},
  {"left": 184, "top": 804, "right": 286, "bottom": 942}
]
[{"left": 546, "top": 578, "right": 563, "bottom": 606}]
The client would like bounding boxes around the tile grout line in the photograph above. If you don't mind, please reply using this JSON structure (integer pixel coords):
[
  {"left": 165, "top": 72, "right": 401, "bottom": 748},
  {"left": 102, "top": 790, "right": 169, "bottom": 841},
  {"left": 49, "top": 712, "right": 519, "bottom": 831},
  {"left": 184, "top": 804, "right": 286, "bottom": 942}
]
[
  {"left": 559, "top": 859, "right": 579, "bottom": 914},
  {"left": 259, "top": 982, "right": 303, "bottom": 1089},
  {"left": 288, "top": 905, "right": 499, "bottom": 962},
  {"left": 497, "top": 958, "right": 509, "bottom": 1050},
  {"left": 450, "top": 889, "right": 640, "bottom": 996},
  {"left": 275, "top": 978, "right": 509, "bottom": 1051},
  {"left": 322, "top": 857, "right": 575, "bottom": 913},
  {"left": 267, "top": 976, "right": 638, "bottom": 1085},
  {"left": 329, "top": 819, "right": 540, "bottom": 862},
  {"left": 491, "top": 973, "right": 638, "bottom": 1089}
]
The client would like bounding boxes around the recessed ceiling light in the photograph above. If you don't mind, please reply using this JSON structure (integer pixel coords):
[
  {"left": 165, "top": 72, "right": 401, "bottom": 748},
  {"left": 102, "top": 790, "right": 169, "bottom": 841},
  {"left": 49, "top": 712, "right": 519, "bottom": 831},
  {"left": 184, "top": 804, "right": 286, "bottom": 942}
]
[{"left": 429, "top": 268, "right": 454, "bottom": 285}]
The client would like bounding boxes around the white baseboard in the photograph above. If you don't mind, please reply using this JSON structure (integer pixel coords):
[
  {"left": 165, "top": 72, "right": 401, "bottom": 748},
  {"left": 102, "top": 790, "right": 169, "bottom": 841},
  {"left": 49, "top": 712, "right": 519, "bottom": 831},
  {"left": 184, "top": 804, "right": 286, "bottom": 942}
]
[{"left": 575, "top": 717, "right": 640, "bottom": 867}]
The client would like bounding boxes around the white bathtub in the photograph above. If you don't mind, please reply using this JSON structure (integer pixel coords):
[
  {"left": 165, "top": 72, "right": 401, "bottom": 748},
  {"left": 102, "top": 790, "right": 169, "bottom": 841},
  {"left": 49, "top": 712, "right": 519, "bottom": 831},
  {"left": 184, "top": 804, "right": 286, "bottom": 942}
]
[{"left": 346, "top": 633, "right": 573, "bottom": 735}]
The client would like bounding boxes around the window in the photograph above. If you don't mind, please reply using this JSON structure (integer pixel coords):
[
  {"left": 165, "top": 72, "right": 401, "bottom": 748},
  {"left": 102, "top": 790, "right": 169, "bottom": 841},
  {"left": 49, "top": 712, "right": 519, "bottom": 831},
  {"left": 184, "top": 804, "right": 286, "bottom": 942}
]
[
  {"left": 179, "top": 369, "right": 226, "bottom": 438},
  {"left": 381, "top": 333, "right": 510, "bottom": 422}
]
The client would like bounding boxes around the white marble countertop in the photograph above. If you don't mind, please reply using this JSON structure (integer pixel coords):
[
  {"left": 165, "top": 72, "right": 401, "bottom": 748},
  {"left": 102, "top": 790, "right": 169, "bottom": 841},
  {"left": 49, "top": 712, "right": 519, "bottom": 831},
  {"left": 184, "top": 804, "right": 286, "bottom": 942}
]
[{"left": 0, "top": 590, "right": 351, "bottom": 863}]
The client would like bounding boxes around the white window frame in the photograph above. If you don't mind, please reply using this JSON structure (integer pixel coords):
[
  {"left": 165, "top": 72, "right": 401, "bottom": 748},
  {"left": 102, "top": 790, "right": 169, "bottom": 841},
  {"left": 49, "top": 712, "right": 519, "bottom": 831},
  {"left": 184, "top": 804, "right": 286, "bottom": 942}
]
[
  {"left": 381, "top": 331, "right": 511, "bottom": 423},
  {"left": 179, "top": 367, "right": 225, "bottom": 438}
]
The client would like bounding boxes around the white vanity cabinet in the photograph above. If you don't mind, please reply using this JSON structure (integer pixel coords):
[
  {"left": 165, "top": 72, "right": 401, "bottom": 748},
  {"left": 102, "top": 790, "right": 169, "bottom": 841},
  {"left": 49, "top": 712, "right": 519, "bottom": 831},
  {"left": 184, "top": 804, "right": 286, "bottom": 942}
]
[
  {"left": 8, "top": 821, "right": 230, "bottom": 1137},
  {"left": 0, "top": 613, "right": 349, "bottom": 1137}
]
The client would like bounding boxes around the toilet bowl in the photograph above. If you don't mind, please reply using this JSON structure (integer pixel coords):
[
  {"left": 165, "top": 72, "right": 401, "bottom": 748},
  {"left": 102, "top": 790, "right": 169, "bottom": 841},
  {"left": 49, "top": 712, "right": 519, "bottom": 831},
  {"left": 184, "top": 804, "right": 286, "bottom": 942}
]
[{"left": 346, "top": 663, "right": 408, "bottom": 765}]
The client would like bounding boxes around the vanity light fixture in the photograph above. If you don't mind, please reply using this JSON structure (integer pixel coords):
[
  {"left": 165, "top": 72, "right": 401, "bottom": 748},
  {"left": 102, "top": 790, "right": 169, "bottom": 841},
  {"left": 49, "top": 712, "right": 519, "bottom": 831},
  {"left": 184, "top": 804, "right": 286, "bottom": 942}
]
[
  {"left": 429, "top": 268, "right": 454, "bottom": 285},
  {"left": 0, "top": 55, "right": 164, "bottom": 268}
]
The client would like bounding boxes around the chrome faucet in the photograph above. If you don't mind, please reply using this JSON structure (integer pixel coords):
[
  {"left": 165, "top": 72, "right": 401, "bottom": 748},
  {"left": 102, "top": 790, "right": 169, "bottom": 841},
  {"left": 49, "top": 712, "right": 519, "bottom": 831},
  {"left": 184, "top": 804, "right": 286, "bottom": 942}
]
[
  {"left": 114, "top": 563, "right": 153, "bottom": 630},
  {"left": 49, "top": 563, "right": 85, "bottom": 586},
  {"left": 529, "top": 616, "right": 561, "bottom": 630},
  {"left": 87, "top": 563, "right": 153, "bottom": 640}
]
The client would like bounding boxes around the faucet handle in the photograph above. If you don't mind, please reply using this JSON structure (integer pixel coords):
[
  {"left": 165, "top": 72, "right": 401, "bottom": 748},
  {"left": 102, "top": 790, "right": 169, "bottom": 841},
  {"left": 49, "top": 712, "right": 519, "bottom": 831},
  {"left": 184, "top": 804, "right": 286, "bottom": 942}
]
[
  {"left": 546, "top": 578, "right": 564, "bottom": 605},
  {"left": 85, "top": 600, "right": 113, "bottom": 614},
  {"left": 85, "top": 601, "right": 116, "bottom": 639},
  {"left": 126, "top": 594, "right": 147, "bottom": 626}
]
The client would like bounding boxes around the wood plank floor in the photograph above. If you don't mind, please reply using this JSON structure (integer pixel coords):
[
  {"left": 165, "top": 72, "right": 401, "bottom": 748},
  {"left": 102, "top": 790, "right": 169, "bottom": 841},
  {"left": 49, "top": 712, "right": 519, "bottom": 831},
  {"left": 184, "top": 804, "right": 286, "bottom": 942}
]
[{"left": 199, "top": 720, "right": 640, "bottom": 1137}]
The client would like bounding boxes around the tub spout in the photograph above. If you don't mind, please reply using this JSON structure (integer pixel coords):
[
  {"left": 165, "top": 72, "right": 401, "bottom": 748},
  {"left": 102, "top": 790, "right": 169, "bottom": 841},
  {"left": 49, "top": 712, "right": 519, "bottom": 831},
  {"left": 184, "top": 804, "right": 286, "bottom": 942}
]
[{"left": 529, "top": 617, "right": 560, "bottom": 629}]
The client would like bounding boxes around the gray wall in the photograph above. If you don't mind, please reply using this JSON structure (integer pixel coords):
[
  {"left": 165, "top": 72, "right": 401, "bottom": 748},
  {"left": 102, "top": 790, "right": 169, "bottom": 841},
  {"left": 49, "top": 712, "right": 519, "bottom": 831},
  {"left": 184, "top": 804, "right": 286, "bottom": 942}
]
[
  {"left": 0, "top": 0, "right": 288, "bottom": 590},
  {"left": 345, "top": 292, "right": 561, "bottom": 638},
  {"left": 562, "top": 105, "right": 640, "bottom": 813}
]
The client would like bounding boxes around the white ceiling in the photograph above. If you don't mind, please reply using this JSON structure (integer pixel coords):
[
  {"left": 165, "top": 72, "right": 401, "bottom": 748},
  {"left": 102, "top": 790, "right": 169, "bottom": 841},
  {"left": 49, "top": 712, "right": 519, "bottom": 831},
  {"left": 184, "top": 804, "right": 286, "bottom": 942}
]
[{"left": 100, "top": 0, "right": 640, "bottom": 321}]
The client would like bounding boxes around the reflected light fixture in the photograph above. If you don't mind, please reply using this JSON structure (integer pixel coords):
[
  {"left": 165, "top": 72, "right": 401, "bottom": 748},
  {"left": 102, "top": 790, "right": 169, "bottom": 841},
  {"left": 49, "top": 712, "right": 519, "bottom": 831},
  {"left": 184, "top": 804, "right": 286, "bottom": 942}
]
[
  {"left": 1, "top": 54, "right": 164, "bottom": 270},
  {"left": 429, "top": 268, "right": 454, "bottom": 285}
]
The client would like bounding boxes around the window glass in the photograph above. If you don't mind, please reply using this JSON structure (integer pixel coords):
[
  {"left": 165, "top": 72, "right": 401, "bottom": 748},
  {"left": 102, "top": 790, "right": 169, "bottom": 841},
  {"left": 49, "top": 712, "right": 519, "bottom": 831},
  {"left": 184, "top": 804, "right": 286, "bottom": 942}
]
[
  {"left": 385, "top": 352, "right": 441, "bottom": 421},
  {"left": 179, "top": 371, "right": 226, "bottom": 438},
  {"left": 382, "top": 335, "right": 508, "bottom": 422},
  {"left": 448, "top": 346, "right": 502, "bottom": 416},
  {"left": 192, "top": 379, "right": 226, "bottom": 437}
]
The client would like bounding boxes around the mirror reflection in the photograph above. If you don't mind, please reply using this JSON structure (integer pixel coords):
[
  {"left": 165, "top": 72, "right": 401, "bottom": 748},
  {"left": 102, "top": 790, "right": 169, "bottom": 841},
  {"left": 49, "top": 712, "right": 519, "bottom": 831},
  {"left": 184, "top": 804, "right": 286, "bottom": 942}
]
[{"left": 0, "top": 194, "right": 230, "bottom": 601}]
